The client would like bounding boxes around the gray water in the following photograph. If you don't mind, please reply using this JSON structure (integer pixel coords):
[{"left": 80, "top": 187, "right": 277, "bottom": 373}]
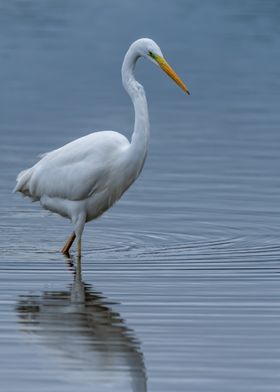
[{"left": 1, "top": 1, "right": 280, "bottom": 391}]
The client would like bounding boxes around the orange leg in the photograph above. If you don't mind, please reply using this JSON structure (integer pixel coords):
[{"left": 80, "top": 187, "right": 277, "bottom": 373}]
[{"left": 61, "top": 232, "right": 76, "bottom": 255}]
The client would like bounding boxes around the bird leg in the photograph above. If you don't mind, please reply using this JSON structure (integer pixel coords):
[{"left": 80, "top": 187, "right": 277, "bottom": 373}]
[
  {"left": 61, "top": 232, "right": 76, "bottom": 255},
  {"left": 77, "top": 237, "right": 82, "bottom": 257},
  {"left": 72, "top": 213, "right": 85, "bottom": 258}
]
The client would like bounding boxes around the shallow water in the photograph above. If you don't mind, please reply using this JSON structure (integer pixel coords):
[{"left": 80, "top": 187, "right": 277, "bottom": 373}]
[{"left": 1, "top": 1, "right": 280, "bottom": 391}]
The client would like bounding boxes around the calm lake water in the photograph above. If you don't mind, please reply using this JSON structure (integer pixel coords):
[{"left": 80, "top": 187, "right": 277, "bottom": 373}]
[{"left": 1, "top": 1, "right": 280, "bottom": 391}]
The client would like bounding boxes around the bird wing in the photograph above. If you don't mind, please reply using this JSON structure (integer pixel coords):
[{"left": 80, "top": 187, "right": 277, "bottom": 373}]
[{"left": 20, "top": 131, "right": 130, "bottom": 201}]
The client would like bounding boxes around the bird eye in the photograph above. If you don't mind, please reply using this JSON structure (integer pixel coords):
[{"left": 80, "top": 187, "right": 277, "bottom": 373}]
[{"left": 148, "top": 51, "right": 155, "bottom": 59}]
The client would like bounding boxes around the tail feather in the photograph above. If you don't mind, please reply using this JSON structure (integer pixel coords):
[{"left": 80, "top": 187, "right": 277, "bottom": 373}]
[{"left": 14, "top": 168, "right": 34, "bottom": 197}]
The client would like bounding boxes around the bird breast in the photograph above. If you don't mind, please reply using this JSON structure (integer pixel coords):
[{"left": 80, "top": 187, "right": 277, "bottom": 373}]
[{"left": 85, "top": 148, "right": 145, "bottom": 222}]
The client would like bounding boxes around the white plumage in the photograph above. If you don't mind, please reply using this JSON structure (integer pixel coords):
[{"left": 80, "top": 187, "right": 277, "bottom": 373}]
[{"left": 15, "top": 38, "right": 189, "bottom": 255}]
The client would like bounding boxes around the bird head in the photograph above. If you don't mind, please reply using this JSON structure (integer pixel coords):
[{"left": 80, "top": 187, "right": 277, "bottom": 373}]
[{"left": 135, "top": 38, "right": 190, "bottom": 95}]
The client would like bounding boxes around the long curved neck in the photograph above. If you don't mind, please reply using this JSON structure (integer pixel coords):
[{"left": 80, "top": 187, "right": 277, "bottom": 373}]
[{"left": 121, "top": 46, "right": 150, "bottom": 163}]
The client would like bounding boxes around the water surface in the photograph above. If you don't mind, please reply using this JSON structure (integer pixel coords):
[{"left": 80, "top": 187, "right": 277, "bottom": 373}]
[{"left": 1, "top": 1, "right": 280, "bottom": 391}]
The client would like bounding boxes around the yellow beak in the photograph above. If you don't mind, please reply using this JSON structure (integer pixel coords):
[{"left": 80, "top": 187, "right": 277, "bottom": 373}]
[{"left": 156, "top": 56, "right": 190, "bottom": 95}]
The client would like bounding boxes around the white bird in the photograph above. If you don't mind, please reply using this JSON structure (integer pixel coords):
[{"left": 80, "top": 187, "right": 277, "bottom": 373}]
[{"left": 14, "top": 38, "right": 189, "bottom": 256}]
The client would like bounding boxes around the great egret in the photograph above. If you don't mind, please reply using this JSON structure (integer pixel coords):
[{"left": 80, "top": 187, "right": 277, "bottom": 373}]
[{"left": 14, "top": 38, "right": 189, "bottom": 256}]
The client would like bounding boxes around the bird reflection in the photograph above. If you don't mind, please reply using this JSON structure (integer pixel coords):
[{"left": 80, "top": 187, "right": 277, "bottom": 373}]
[{"left": 16, "top": 256, "right": 147, "bottom": 392}]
